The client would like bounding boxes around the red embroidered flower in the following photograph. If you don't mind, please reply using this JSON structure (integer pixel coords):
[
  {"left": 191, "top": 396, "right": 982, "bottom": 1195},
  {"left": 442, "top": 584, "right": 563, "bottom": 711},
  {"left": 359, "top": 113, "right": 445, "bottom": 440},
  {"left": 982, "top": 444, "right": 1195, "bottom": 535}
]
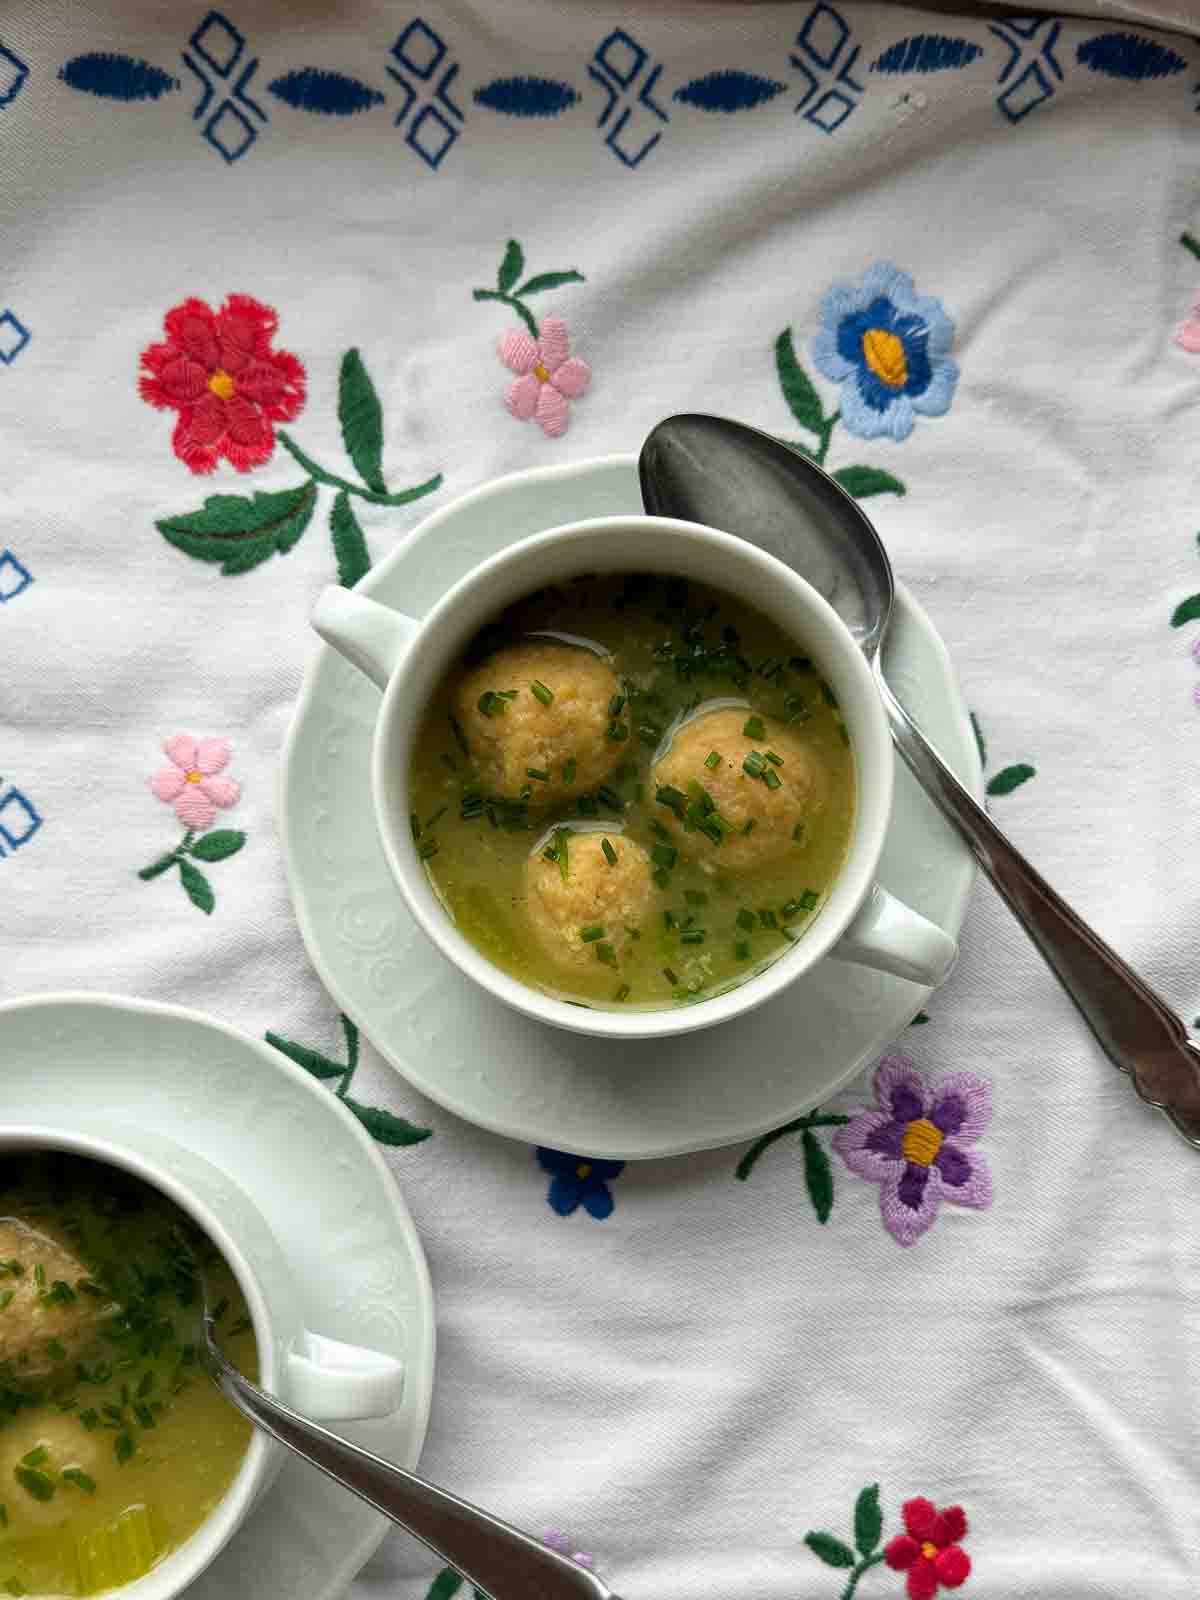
[
  {"left": 885, "top": 1499, "right": 970, "bottom": 1599},
  {"left": 139, "top": 294, "right": 306, "bottom": 475}
]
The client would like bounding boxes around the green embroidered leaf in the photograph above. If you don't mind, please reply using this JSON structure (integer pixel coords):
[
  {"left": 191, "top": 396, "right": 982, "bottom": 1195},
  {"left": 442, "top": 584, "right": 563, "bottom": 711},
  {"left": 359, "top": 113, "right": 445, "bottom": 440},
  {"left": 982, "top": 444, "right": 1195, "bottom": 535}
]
[
  {"left": 910, "top": 1011, "right": 930, "bottom": 1025},
  {"left": 264, "top": 1031, "right": 345, "bottom": 1081},
  {"left": 801, "top": 1127, "right": 834, "bottom": 1224},
  {"left": 189, "top": 830, "right": 246, "bottom": 863},
  {"left": 331, "top": 490, "right": 371, "bottom": 589},
  {"left": 515, "top": 269, "right": 585, "bottom": 297},
  {"left": 775, "top": 329, "right": 825, "bottom": 437},
  {"left": 342, "top": 1097, "right": 433, "bottom": 1146},
  {"left": 425, "top": 1571, "right": 464, "bottom": 1600},
  {"left": 178, "top": 859, "right": 214, "bottom": 915},
  {"left": 987, "top": 762, "right": 1036, "bottom": 796},
  {"left": 833, "top": 465, "right": 906, "bottom": 500},
  {"left": 338, "top": 349, "right": 386, "bottom": 494},
  {"left": 804, "top": 1532, "right": 856, "bottom": 1569},
  {"left": 341, "top": 1014, "right": 360, "bottom": 1071},
  {"left": 497, "top": 239, "right": 525, "bottom": 294},
  {"left": 156, "top": 483, "right": 317, "bottom": 577},
  {"left": 137, "top": 851, "right": 179, "bottom": 882},
  {"left": 969, "top": 711, "right": 987, "bottom": 769},
  {"left": 1170, "top": 593, "right": 1200, "bottom": 627},
  {"left": 854, "top": 1482, "right": 882, "bottom": 1557}
]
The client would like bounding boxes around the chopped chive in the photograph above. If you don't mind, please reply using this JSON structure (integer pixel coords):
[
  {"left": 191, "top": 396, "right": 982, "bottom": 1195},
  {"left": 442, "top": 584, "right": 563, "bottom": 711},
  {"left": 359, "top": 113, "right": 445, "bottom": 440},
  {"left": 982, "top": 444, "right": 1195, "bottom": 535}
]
[
  {"left": 417, "top": 837, "right": 439, "bottom": 860},
  {"left": 33, "top": 1265, "right": 45, "bottom": 1291},
  {"left": 577, "top": 793, "right": 598, "bottom": 816},
  {"left": 20, "top": 1449, "right": 47, "bottom": 1469},
  {"left": 597, "top": 786, "right": 623, "bottom": 811},
  {"left": 736, "top": 908, "right": 756, "bottom": 931},
  {"left": 424, "top": 806, "right": 447, "bottom": 829},
  {"left": 742, "top": 715, "right": 766, "bottom": 740},
  {"left": 757, "top": 657, "right": 784, "bottom": 680},
  {"left": 648, "top": 817, "right": 671, "bottom": 840},
  {"left": 519, "top": 784, "right": 533, "bottom": 801},
  {"left": 6, "top": 1578, "right": 27, "bottom": 1597},
  {"left": 525, "top": 767, "right": 550, "bottom": 782},
  {"left": 663, "top": 909, "right": 676, "bottom": 930},
  {"left": 635, "top": 784, "right": 645, "bottom": 802},
  {"left": 530, "top": 679, "right": 554, "bottom": 706},
  {"left": 663, "top": 966, "right": 679, "bottom": 985},
  {"left": 782, "top": 899, "right": 802, "bottom": 919},
  {"left": 656, "top": 785, "right": 687, "bottom": 818},
  {"left": 14, "top": 1468, "right": 54, "bottom": 1503},
  {"left": 477, "top": 691, "right": 508, "bottom": 718},
  {"left": 613, "top": 983, "right": 631, "bottom": 1002},
  {"left": 763, "top": 768, "right": 782, "bottom": 791},
  {"left": 764, "top": 750, "right": 783, "bottom": 766},
  {"left": 555, "top": 829, "right": 569, "bottom": 882},
  {"left": 133, "top": 1403, "right": 156, "bottom": 1430},
  {"left": 114, "top": 1434, "right": 134, "bottom": 1466},
  {"left": 651, "top": 843, "right": 678, "bottom": 870},
  {"left": 742, "top": 752, "right": 766, "bottom": 779},
  {"left": 800, "top": 889, "right": 819, "bottom": 911},
  {"left": 601, "top": 838, "right": 618, "bottom": 867},
  {"left": 792, "top": 822, "right": 805, "bottom": 842},
  {"left": 608, "top": 693, "right": 626, "bottom": 717},
  {"left": 580, "top": 924, "right": 605, "bottom": 943},
  {"left": 735, "top": 941, "right": 751, "bottom": 961},
  {"left": 759, "top": 908, "right": 779, "bottom": 929},
  {"left": 79, "top": 1410, "right": 99, "bottom": 1431},
  {"left": 653, "top": 867, "right": 672, "bottom": 889},
  {"left": 680, "top": 929, "right": 705, "bottom": 945},
  {"left": 62, "top": 1468, "right": 96, "bottom": 1493},
  {"left": 637, "top": 722, "right": 662, "bottom": 747},
  {"left": 821, "top": 682, "right": 839, "bottom": 707},
  {"left": 228, "top": 1315, "right": 253, "bottom": 1336},
  {"left": 704, "top": 750, "right": 722, "bottom": 770},
  {"left": 212, "top": 1296, "right": 229, "bottom": 1322},
  {"left": 839, "top": 724, "right": 851, "bottom": 746},
  {"left": 605, "top": 721, "right": 629, "bottom": 741},
  {"left": 137, "top": 1371, "right": 155, "bottom": 1398},
  {"left": 0, "top": 1292, "right": 12, "bottom": 1312},
  {"left": 0, "top": 1505, "right": 6, "bottom": 1526},
  {"left": 409, "top": 811, "right": 421, "bottom": 842},
  {"left": 595, "top": 942, "right": 618, "bottom": 968},
  {"left": 562, "top": 756, "right": 577, "bottom": 785},
  {"left": 741, "top": 819, "right": 756, "bottom": 836},
  {"left": 790, "top": 655, "right": 813, "bottom": 671},
  {"left": 684, "top": 889, "right": 709, "bottom": 905},
  {"left": 448, "top": 712, "right": 469, "bottom": 756}
]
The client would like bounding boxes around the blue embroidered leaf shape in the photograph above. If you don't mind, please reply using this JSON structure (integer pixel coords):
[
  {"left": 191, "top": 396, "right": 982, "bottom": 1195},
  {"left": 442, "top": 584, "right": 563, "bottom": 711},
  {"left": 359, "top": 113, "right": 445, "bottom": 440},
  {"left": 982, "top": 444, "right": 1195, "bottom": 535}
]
[
  {"left": 833, "top": 465, "right": 906, "bottom": 499},
  {"left": 59, "top": 52, "right": 179, "bottom": 101},
  {"left": 267, "top": 68, "right": 385, "bottom": 115},
  {"left": 473, "top": 76, "right": 579, "bottom": 117},
  {"left": 871, "top": 34, "right": 983, "bottom": 73},
  {"left": 1170, "top": 593, "right": 1200, "bottom": 627},
  {"left": 1076, "top": 32, "right": 1185, "bottom": 79},
  {"left": 987, "top": 763, "right": 1036, "bottom": 796},
  {"left": 672, "top": 69, "right": 786, "bottom": 112}
]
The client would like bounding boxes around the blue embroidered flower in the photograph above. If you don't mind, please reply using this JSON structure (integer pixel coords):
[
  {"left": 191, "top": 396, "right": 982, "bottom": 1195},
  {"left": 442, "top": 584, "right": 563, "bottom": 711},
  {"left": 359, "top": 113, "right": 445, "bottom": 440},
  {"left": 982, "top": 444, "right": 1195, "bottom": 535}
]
[
  {"left": 536, "top": 1148, "right": 625, "bottom": 1219},
  {"left": 811, "top": 262, "right": 959, "bottom": 442}
]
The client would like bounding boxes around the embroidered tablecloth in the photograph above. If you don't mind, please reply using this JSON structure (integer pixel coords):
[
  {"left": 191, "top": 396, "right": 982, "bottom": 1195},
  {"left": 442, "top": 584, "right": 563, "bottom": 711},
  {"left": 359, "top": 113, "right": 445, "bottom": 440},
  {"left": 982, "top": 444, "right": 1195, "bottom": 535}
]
[{"left": 4, "top": 2, "right": 1200, "bottom": 1596}]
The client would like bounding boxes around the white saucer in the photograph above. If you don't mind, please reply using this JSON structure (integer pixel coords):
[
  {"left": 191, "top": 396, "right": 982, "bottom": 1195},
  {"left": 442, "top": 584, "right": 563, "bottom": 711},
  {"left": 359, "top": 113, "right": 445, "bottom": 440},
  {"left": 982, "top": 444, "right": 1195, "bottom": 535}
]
[
  {"left": 0, "top": 992, "right": 434, "bottom": 1600},
  {"left": 281, "top": 456, "right": 981, "bottom": 1160}
]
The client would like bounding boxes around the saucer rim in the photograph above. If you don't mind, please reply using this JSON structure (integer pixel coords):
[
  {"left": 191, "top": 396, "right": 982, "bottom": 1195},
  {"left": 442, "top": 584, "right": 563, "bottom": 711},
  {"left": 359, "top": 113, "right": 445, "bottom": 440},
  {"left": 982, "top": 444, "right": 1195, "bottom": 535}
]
[
  {"left": 281, "top": 454, "right": 982, "bottom": 1159},
  {"left": 0, "top": 988, "right": 436, "bottom": 1599}
]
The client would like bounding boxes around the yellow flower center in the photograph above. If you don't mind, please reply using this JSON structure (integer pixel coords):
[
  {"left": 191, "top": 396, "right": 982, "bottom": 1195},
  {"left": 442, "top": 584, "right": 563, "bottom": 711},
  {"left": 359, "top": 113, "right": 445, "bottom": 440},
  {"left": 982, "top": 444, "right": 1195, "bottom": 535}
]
[
  {"left": 575, "top": 1163, "right": 592, "bottom": 1179},
  {"left": 861, "top": 327, "right": 907, "bottom": 389},
  {"left": 921, "top": 1542, "right": 939, "bottom": 1561},
  {"left": 208, "top": 368, "right": 236, "bottom": 401},
  {"left": 533, "top": 363, "right": 552, "bottom": 383},
  {"left": 185, "top": 769, "right": 203, "bottom": 784},
  {"left": 901, "top": 1117, "right": 943, "bottom": 1167}
]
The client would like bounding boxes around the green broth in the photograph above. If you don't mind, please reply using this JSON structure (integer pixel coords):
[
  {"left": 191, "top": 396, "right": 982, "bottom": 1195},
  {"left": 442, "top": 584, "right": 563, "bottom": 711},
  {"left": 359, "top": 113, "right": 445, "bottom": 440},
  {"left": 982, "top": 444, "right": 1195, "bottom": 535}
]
[
  {"left": 410, "top": 573, "right": 856, "bottom": 1009},
  {"left": 0, "top": 1154, "right": 256, "bottom": 1597}
]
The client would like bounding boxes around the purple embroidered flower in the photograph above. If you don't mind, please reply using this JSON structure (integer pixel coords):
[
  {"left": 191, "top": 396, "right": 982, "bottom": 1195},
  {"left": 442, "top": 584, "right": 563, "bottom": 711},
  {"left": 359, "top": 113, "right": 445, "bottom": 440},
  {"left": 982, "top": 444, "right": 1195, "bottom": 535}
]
[
  {"left": 544, "top": 1530, "right": 595, "bottom": 1569},
  {"left": 536, "top": 1149, "right": 625, "bottom": 1220},
  {"left": 832, "top": 1054, "right": 992, "bottom": 1247}
]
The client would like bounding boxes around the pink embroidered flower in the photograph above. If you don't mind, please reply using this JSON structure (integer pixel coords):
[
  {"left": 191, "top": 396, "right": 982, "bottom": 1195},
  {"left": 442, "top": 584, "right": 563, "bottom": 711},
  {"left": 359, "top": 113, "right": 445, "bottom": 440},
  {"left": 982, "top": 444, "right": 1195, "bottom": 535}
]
[
  {"left": 832, "top": 1054, "right": 992, "bottom": 1247},
  {"left": 885, "top": 1499, "right": 971, "bottom": 1599},
  {"left": 499, "top": 317, "right": 591, "bottom": 438},
  {"left": 1176, "top": 298, "right": 1200, "bottom": 354},
  {"left": 150, "top": 735, "right": 241, "bottom": 831},
  {"left": 543, "top": 1530, "right": 594, "bottom": 1569}
]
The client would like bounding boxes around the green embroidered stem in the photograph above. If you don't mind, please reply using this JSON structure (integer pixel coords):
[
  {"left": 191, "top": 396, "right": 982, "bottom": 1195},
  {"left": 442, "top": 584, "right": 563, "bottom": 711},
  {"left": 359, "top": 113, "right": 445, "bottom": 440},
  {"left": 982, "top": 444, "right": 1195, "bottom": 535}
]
[
  {"left": 276, "top": 432, "right": 443, "bottom": 508},
  {"left": 1182, "top": 231, "right": 1200, "bottom": 262},
  {"left": 471, "top": 289, "right": 539, "bottom": 338},
  {"left": 137, "top": 830, "right": 195, "bottom": 880},
  {"left": 839, "top": 1552, "right": 887, "bottom": 1600},
  {"left": 336, "top": 1015, "right": 360, "bottom": 1100},
  {"left": 814, "top": 410, "right": 841, "bottom": 467},
  {"left": 735, "top": 1111, "right": 850, "bottom": 1180}
]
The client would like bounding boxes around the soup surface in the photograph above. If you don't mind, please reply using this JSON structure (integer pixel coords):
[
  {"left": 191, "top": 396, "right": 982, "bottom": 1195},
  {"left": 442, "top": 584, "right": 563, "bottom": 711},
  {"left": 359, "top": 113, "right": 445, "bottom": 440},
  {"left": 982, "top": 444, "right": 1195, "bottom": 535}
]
[
  {"left": 0, "top": 1154, "right": 256, "bottom": 1597},
  {"left": 409, "top": 573, "right": 857, "bottom": 1008}
]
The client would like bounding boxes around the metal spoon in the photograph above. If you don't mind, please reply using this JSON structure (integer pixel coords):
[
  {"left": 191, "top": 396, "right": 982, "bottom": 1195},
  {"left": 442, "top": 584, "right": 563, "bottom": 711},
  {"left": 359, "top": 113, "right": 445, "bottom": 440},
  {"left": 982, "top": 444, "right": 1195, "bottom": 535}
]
[
  {"left": 198, "top": 1302, "right": 619, "bottom": 1600},
  {"left": 639, "top": 413, "right": 1200, "bottom": 1148}
]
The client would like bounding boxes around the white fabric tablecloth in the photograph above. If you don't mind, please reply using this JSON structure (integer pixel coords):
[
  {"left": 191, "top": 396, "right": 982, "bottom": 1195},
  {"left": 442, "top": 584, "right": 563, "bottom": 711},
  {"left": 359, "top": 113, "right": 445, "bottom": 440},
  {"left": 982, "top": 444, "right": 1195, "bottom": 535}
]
[{"left": 4, "top": 2, "right": 1200, "bottom": 1596}]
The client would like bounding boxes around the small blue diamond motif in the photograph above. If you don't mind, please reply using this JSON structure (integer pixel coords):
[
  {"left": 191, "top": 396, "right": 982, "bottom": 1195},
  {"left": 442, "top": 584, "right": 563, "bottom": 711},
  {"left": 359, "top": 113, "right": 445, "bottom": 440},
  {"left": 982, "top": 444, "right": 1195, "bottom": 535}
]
[
  {"left": 0, "top": 551, "right": 33, "bottom": 601},
  {"left": 588, "top": 28, "right": 669, "bottom": 167},
  {"left": 989, "top": 17, "right": 1064, "bottom": 122},
  {"left": 0, "top": 39, "right": 29, "bottom": 107},
  {"left": 790, "top": 2, "right": 863, "bottom": 133},
  {"left": 190, "top": 10, "right": 243, "bottom": 75},
  {"left": 387, "top": 17, "right": 464, "bottom": 171},
  {"left": 0, "top": 311, "right": 30, "bottom": 365},
  {"left": 0, "top": 786, "right": 42, "bottom": 855},
  {"left": 181, "top": 11, "right": 267, "bottom": 163}
]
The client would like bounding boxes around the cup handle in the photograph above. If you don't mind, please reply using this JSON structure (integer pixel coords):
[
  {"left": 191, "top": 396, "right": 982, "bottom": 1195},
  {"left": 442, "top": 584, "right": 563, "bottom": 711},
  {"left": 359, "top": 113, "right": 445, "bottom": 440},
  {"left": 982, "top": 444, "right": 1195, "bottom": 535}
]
[
  {"left": 312, "top": 587, "right": 419, "bottom": 691},
  {"left": 829, "top": 885, "right": 957, "bottom": 987},
  {"left": 286, "top": 1330, "right": 406, "bottom": 1421}
]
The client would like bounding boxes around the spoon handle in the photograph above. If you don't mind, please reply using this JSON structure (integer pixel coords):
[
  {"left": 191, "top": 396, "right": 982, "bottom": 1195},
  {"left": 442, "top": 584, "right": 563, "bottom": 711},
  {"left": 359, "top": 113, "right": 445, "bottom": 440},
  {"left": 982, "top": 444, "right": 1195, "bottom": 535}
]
[
  {"left": 205, "top": 1335, "right": 616, "bottom": 1600},
  {"left": 878, "top": 669, "right": 1200, "bottom": 1147}
]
